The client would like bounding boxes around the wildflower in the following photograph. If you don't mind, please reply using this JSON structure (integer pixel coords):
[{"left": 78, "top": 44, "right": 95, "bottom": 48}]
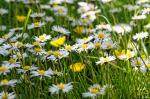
[
  {"left": 17, "top": 65, "right": 37, "bottom": 73},
  {"left": 96, "top": 56, "right": 116, "bottom": 65},
  {"left": 0, "top": 8, "right": 8, "bottom": 15},
  {"left": 50, "top": 36, "right": 66, "bottom": 47},
  {"left": 132, "top": 15, "right": 147, "bottom": 20},
  {"left": 112, "top": 24, "right": 132, "bottom": 35},
  {"left": 82, "top": 84, "right": 111, "bottom": 98},
  {"left": 47, "top": 50, "right": 69, "bottom": 61},
  {"left": 34, "top": 34, "right": 51, "bottom": 42},
  {"left": 28, "top": 22, "right": 46, "bottom": 29},
  {"left": 30, "top": 12, "right": 45, "bottom": 18},
  {"left": 49, "top": 82, "right": 73, "bottom": 94},
  {"left": 16, "top": 15, "right": 26, "bottom": 22},
  {"left": 2, "top": 59, "right": 20, "bottom": 68},
  {"left": 0, "top": 65, "right": 10, "bottom": 75},
  {"left": 0, "top": 91, "right": 15, "bottom": 99},
  {"left": 70, "top": 62, "right": 85, "bottom": 72},
  {"left": 0, "top": 79, "right": 17, "bottom": 87},
  {"left": 52, "top": 25, "right": 70, "bottom": 35},
  {"left": 133, "top": 32, "right": 148, "bottom": 40},
  {"left": 115, "top": 50, "right": 135, "bottom": 60},
  {"left": 30, "top": 68, "right": 53, "bottom": 79},
  {"left": 101, "top": 0, "right": 112, "bottom": 3}
]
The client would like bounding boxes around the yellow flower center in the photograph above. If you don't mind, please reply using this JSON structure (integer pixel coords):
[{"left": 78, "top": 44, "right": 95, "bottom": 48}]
[
  {"left": 39, "top": 36, "right": 46, "bottom": 41},
  {"left": 38, "top": 70, "right": 45, "bottom": 75},
  {"left": 1, "top": 79, "right": 9, "bottom": 84},
  {"left": 2, "top": 93, "right": 8, "bottom": 99},
  {"left": 34, "top": 47, "right": 42, "bottom": 53},
  {"left": 34, "top": 22, "right": 40, "bottom": 27},
  {"left": 82, "top": 44, "right": 88, "bottom": 49},
  {"left": 0, "top": 66, "right": 8, "bottom": 72},
  {"left": 107, "top": 43, "right": 112, "bottom": 48},
  {"left": 54, "top": 51, "right": 61, "bottom": 57},
  {"left": 17, "top": 42, "right": 24, "bottom": 48},
  {"left": 90, "top": 88, "right": 100, "bottom": 94},
  {"left": 94, "top": 43, "right": 101, "bottom": 48},
  {"left": 65, "top": 45, "right": 72, "bottom": 51},
  {"left": 58, "top": 8, "right": 64, "bottom": 13},
  {"left": 23, "top": 66, "right": 31, "bottom": 70},
  {"left": 73, "top": 26, "right": 84, "bottom": 34},
  {"left": 57, "top": 83, "right": 65, "bottom": 89},
  {"left": 9, "top": 59, "right": 16, "bottom": 64},
  {"left": 98, "top": 33, "right": 105, "bottom": 38}
]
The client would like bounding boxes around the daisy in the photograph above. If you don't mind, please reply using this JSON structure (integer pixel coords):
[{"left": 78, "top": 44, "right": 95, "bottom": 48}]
[
  {"left": 52, "top": 6, "right": 68, "bottom": 16},
  {"left": 123, "top": 5, "right": 139, "bottom": 11},
  {"left": 101, "top": 39, "right": 116, "bottom": 49},
  {"left": 34, "top": 34, "right": 51, "bottom": 42},
  {"left": 49, "top": 82, "right": 73, "bottom": 94},
  {"left": 47, "top": 50, "right": 69, "bottom": 61},
  {"left": 30, "top": 12, "right": 45, "bottom": 18},
  {"left": 17, "top": 65, "right": 37, "bottom": 73},
  {"left": 133, "top": 32, "right": 148, "bottom": 40},
  {"left": 112, "top": 24, "right": 132, "bottom": 35},
  {"left": 101, "top": 0, "right": 112, "bottom": 3},
  {"left": 0, "top": 79, "right": 18, "bottom": 87},
  {"left": 115, "top": 50, "right": 135, "bottom": 60},
  {"left": 96, "top": 56, "right": 116, "bottom": 65},
  {"left": 30, "top": 68, "right": 53, "bottom": 79},
  {"left": 82, "top": 84, "right": 111, "bottom": 98},
  {"left": 27, "top": 22, "right": 46, "bottom": 29},
  {"left": 52, "top": 25, "right": 70, "bottom": 35},
  {"left": 0, "top": 91, "right": 15, "bottom": 99},
  {"left": 132, "top": 15, "right": 147, "bottom": 20},
  {"left": 0, "top": 65, "right": 11, "bottom": 75},
  {"left": 44, "top": 16, "right": 54, "bottom": 22},
  {"left": 0, "top": 8, "right": 8, "bottom": 15},
  {"left": 144, "top": 23, "right": 150, "bottom": 29},
  {"left": 2, "top": 58, "right": 21, "bottom": 68}
]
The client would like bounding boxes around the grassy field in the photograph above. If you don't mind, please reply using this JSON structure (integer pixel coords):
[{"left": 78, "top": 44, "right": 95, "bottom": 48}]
[{"left": 0, "top": 0, "right": 150, "bottom": 99}]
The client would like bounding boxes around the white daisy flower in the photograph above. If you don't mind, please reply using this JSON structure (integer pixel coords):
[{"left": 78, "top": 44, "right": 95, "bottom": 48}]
[
  {"left": 30, "top": 68, "right": 53, "bottom": 79},
  {"left": 82, "top": 84, "right": 111, "bottom": 98},
  {"left": 49, "top": 82, "right": 73, "bottom": 94},
  {"left": 0, "top": 8, "right": 8, "bottom": 15},
  {"left": 0, "top": 91, "right": 15, "bottom": 99},
  {"left": 34, "top": 34, "right": 51, "bottom": 42},
  {"left": 132, "top": 15, "right": 147, "bottom": 20},
  {"left": 133, "top": 32, "right": 148, "bottom": 40},
  {"left": 17, "top": 65, "right": 37, "bottom": 73},
  {"left": 2, "top": 59, "right": 21, "bottom": 68},
  {"left": 27, "top": 22, "right": 46, "bottom": 29},
  {"left": 30, "top": 12, "right": 45, "bottom": 18},
  {"left": 0, "top": 65, "right": 11, "bottom": 75},
  {"left": 96, "top": 56, "right": 116, "bottom": 65},
  {"left": 0, "top": 79, "right": 18, "bottom": 87},
  {"left": 52, "top": 25, "right": 70, "bottom": 35},
  {"left": 112, "top": 24, "right": 132, "bottom": 35}
]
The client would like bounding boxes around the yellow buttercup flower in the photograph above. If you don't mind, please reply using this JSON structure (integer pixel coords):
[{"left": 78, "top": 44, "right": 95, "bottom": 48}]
[
  {"left": 50, "top": 36, "right": 66, "bottom": 47},
  {"left": 16, "top": 15, "right": 26, "bottom": 22},
  {"left": 70, "top": 62, "right": 85, "bottom": 72}
]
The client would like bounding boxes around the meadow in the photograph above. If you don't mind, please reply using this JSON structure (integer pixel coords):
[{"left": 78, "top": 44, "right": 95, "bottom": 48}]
[{"left": 0, "top": 0, "right": 150, "bottom": 99}]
